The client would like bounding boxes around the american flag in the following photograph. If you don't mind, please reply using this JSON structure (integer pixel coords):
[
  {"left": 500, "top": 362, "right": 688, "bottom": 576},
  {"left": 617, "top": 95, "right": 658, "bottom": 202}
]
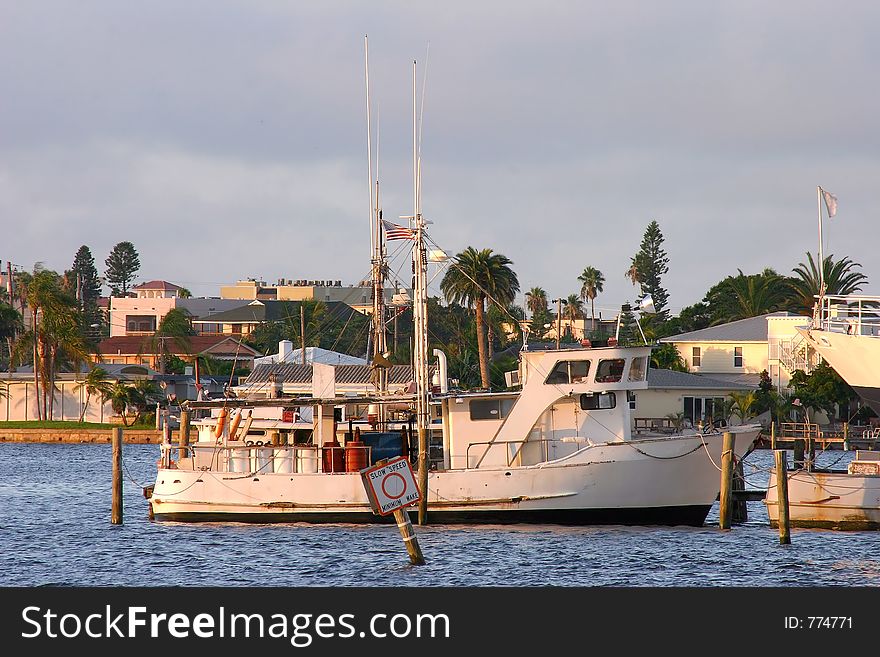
[{"left": 382, "top": 219, "right": 415, "bottom": 240}]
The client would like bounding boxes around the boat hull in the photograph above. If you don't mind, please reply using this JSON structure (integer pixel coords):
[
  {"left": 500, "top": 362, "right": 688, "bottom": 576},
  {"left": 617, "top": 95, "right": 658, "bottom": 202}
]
[
  {"left": 149, "top": 427, "right": 759, "bottom": 527},
  {"left": 799, "top": 327, "right": 880, "bottom": 416},
  {"left": 765, "top": 468, "right": 880, "bottom": 530}
]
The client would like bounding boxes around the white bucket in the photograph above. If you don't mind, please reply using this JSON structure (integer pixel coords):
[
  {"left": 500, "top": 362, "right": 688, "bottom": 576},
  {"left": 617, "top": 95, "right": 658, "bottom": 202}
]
[
  {"left": 296, "top": 449, "right": 319, "bottom": 473},
  {"left": 274, "top": 448, "right": 293, "bottom": 474},
  {"left": 229, "top": 447, "right": 249, "bottom": 473},
  {"left": 253, "top": 447, "right": 274, "bottom": 474}
]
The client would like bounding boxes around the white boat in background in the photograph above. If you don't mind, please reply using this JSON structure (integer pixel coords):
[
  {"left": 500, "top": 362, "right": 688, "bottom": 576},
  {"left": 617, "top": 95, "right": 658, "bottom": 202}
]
[{"left": 766, "top": 294, "right": 880, "bottom": 530}]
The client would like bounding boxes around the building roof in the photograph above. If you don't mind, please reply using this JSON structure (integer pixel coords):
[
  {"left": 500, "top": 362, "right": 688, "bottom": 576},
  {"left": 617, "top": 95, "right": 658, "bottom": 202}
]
[
  {"left": 646, "top": 368, "right": 755, "bottom": 390},
  {"left": 97, "top": 335, "right": 262, "bottom": 358},
  {"left": 132, "top": 280, "right": 183, "bottom": 291},
  {"left": 255, "top": 346, "right": 367, "bottom": 367},
  {"left": 190, "top": 299, "right": 358, "bottom": 324},
  {"left": 244, "top": 362, "right": 418, "bottom": 387},
  {"left": 659, "top": 312, "right": 799, "bottom": 343}
]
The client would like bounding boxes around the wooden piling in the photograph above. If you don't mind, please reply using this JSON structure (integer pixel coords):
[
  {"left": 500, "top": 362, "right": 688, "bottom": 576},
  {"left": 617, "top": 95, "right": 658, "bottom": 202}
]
[
  {"left": 393, "top": 508, "right": 426, "bottom": 566},
  {"left": 775, "top": 450, "right": 791, "bottom": 544},
  {"left": 770, "top": 421, "right": 776, "bottom": 450},
  {"left": 843, "top": 421, "right": 849, "bottom": 450},
  {"left": 111, "top": 427, "right": 123, "bottom": 525},
  {"left": 417, "top": 427, "right": 429, "bottom": 525},
  {"left": 718, "top": 431, "right": 735, "bottom": 530},
  {"left": 179, "top": 410, "right": 190, "bottom": 460},
  {"left": 793, "top": 439, "right": 805, "bottom": 470},
  {"left": 732, "top": 459, "right": 748, "bottom": 523}
]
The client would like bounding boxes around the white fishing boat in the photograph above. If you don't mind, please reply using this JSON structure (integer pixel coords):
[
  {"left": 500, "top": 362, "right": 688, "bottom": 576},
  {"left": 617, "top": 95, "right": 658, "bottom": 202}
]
[
  {"left": 766, "top": 293, "right": 880, "bottom": 529},
  {"left": 147, "top": 339, "right": 761, "bottom": 525},
  {"left": 145, "top": 45, "right": 760, "bottom": 526}
]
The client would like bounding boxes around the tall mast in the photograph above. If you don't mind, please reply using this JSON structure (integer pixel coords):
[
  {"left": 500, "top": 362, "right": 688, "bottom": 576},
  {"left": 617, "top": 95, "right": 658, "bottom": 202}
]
[
  {"left": 365, "top": 35, "right": 387, "bottom": 396},
  {"left": 412, "top": 59, "right": 431, "bottom": 524}
]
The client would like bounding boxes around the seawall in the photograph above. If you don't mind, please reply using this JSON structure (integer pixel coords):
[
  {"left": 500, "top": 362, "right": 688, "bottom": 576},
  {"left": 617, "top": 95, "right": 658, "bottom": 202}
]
[{"left": 0, "top": 428, "right": 164, "bottom": 444}]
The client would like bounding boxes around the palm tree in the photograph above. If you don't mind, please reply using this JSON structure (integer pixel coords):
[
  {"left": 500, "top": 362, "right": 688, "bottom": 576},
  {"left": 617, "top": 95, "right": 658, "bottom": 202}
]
[
  {"left": 128, "top": 378, "right": 163, "bottom": 424},
  {"left": 563, "top": 294, "right": 583, "bottom": 340},
  {"left": 77, "top": 366, "right": 113, "bottom": 422},
  {"left": 577, "top": 266, "right": 605, "bottom": 330},
  {"left": 789, "top": 252, "right": 868, "bottom": 315},
  {"left": 728, "top": 390, "right": 758, "bottom": 423},
  {"left": 625, "top": 260, "right": 642, "bottom": 288},
  {"left": 441, "top": 247, "right": 520, "bottom": 389},
  {"left": 0, "top": 303, "right": 22, "bottom": 376},
  {"left": 107, "top": 381, "right": 134, "bottom": 426},
  {"left": 145, "top": 308, "right": 195, "bottom": 373},
  {"left": 713, "top": 270, "right": 789, "bottom": 323},
  {"left": 525, "top": 287, "right": 548, "bottom": 318}
]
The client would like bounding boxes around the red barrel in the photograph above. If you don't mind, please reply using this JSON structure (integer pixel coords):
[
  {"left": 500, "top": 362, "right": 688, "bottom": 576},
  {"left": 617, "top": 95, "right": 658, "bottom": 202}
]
[
  {"left": 322, "top": 441, "right": 345, "bottom": 473},
  {"left": 345, "top": 441, "right": 368, "bottom": 472}
]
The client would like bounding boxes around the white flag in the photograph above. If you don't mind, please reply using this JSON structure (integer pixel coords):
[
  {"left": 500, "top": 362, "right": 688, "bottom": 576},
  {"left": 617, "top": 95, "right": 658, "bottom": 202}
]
[{"left": 820, "top": 187, "right": 838, "bottom": 218}]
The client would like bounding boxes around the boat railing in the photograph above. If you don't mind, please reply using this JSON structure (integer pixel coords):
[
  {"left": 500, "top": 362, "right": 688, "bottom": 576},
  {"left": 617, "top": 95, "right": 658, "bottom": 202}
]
[
  {"left": 170, "top": 442, "right": 373, "bottom": 475},
  {"left": 817, "top": 295, "right": 880, "bottom": 336}
]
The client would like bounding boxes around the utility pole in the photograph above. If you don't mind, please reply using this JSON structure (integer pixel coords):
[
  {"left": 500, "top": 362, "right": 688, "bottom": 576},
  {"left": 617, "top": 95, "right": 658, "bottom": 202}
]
[
  {"left": 300, "top": 304, "right": 306, "bottom": 365},
  {"left": 553, "top": 298, "right": 563, "bottom": 350}
]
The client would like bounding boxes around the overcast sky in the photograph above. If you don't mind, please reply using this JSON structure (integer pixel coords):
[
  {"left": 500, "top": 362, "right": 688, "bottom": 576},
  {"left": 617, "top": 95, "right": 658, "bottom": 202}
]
[{"left": 2, "top": 1, "right": 878, "bottom": 318}]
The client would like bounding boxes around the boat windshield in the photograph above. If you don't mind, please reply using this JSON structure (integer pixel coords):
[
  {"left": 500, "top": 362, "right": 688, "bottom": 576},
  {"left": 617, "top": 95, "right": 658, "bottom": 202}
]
[
  {"left": 545, "top": 360, "right": 591, "bottom": 385},
  {"left": 628, "top": 356, "right": 648, "bottom": 382},
  {"left": 595, "top": 358, "right": 625, "bottom": 383}
]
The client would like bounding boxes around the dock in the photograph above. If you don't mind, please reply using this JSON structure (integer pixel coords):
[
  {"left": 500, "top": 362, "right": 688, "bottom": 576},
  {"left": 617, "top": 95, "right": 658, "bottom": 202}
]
[{"left": 753, "top": 421, "right": 880, "bottom": 451}]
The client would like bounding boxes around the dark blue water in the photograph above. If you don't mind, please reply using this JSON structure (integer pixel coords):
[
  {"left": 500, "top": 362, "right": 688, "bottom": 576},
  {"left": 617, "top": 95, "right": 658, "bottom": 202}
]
[{"left": 2, "top": 443, "right": 879, "bottom": 586}]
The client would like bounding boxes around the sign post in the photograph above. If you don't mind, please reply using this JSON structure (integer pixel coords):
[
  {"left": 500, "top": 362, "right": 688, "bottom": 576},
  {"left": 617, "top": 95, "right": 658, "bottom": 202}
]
[{"left": 361, "top": 456, "right": 426, "bottom": 565}]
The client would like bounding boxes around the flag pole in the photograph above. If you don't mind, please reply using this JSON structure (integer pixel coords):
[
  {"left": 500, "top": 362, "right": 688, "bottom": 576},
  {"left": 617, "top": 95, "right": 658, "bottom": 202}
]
[{"left": 817, "top": 185, "right": 825, "bottom": 297}]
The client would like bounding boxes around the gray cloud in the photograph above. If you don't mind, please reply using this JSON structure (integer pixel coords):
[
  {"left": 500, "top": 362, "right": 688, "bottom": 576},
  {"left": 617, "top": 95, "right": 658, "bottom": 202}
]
[{"left": 2, "top": 1, "right": 879, "bottom": 315}]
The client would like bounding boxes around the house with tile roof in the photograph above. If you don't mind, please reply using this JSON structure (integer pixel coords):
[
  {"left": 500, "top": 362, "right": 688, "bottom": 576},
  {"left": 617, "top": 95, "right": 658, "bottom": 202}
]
[
  {"left": 108, "top": 280, "right": 242, "bottom": 337},
  {"left": 659, "top": 312, "right": 814, "bottom": 390},
  {"left": 97, "top": 334, "right": 262, "bottom": 371}
]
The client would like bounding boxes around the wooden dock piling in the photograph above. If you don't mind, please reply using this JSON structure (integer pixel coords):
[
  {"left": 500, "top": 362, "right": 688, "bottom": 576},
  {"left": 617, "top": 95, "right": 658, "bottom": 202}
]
[
  {"left": 770, "top": 421, "right": 776, "bottom": 450},
  {"left": 417, "top": 427, "right": 429, "bottom": 525},
  {"left": 393, "top": 508, "right": 426, "bottom": 565},
  {"left": 111, "top": 427, "right": 123, "bottom": 525},
  {"left": 718, "top": 431, "right": 735, "bottom": 530},
  {"left": 732, "top": 459, "right": 748, "bottom": 523},
  {"left": 793, "top": 439, "right": 805, "bottom": 470},
  {"left": 775, "top": 450, "right": 791, "bottom": 544},
  {"left": 179, "top": 410, "right": 190, "bottom": 460}
]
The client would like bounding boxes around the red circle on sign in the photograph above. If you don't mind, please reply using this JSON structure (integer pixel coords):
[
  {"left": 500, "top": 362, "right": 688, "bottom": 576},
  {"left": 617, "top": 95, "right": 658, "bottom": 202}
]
[{"left": 381, "top": 472, "right": 407, "bottom": 500}]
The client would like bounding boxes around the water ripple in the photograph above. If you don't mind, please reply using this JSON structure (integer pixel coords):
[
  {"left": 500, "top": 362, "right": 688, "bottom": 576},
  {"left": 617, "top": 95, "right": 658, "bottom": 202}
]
[{"left": 1, "top": 444, "right": 879, "bottom": 586}]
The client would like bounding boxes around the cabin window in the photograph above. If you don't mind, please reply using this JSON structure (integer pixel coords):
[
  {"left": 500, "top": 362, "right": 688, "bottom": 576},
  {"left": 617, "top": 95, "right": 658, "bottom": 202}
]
[
  {"left": 469, "top": 398, "right": 515, "bottom": 421},
  {"left": 734, "top": 347, "right": 743, "bottom": 368},
  {"left": 628, "top": 356, "right": 647, "bottom": 382},
  {"left": 595, "top": 358, "right": 625, "bottom": 383},
  {"left": 692, "top": 347, "right": 701, "bottom": 367},
  {"left": 627, "top": 391, "right": 636, "bottom": 410},
  {"left": 544, "top": 360, "right": 591, "bottom": 385},
  {"left": 580, "top": 391, "right": 617, "bottom": 410}
]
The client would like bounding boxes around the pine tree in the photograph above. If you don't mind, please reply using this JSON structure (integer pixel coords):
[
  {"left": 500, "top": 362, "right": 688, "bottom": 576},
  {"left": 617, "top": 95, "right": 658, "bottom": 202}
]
[
  {"left": 72, "top": 245, "right": 105, "bottom": 342},
  {"left": 105, "top": 241, "right": 141, "bottom": 297},
  {"left": 630, "top": 220, "right": 670, "bottom": 319},
  {"left": 72, "top": 245, "right": 102, "bottom": 303}
]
